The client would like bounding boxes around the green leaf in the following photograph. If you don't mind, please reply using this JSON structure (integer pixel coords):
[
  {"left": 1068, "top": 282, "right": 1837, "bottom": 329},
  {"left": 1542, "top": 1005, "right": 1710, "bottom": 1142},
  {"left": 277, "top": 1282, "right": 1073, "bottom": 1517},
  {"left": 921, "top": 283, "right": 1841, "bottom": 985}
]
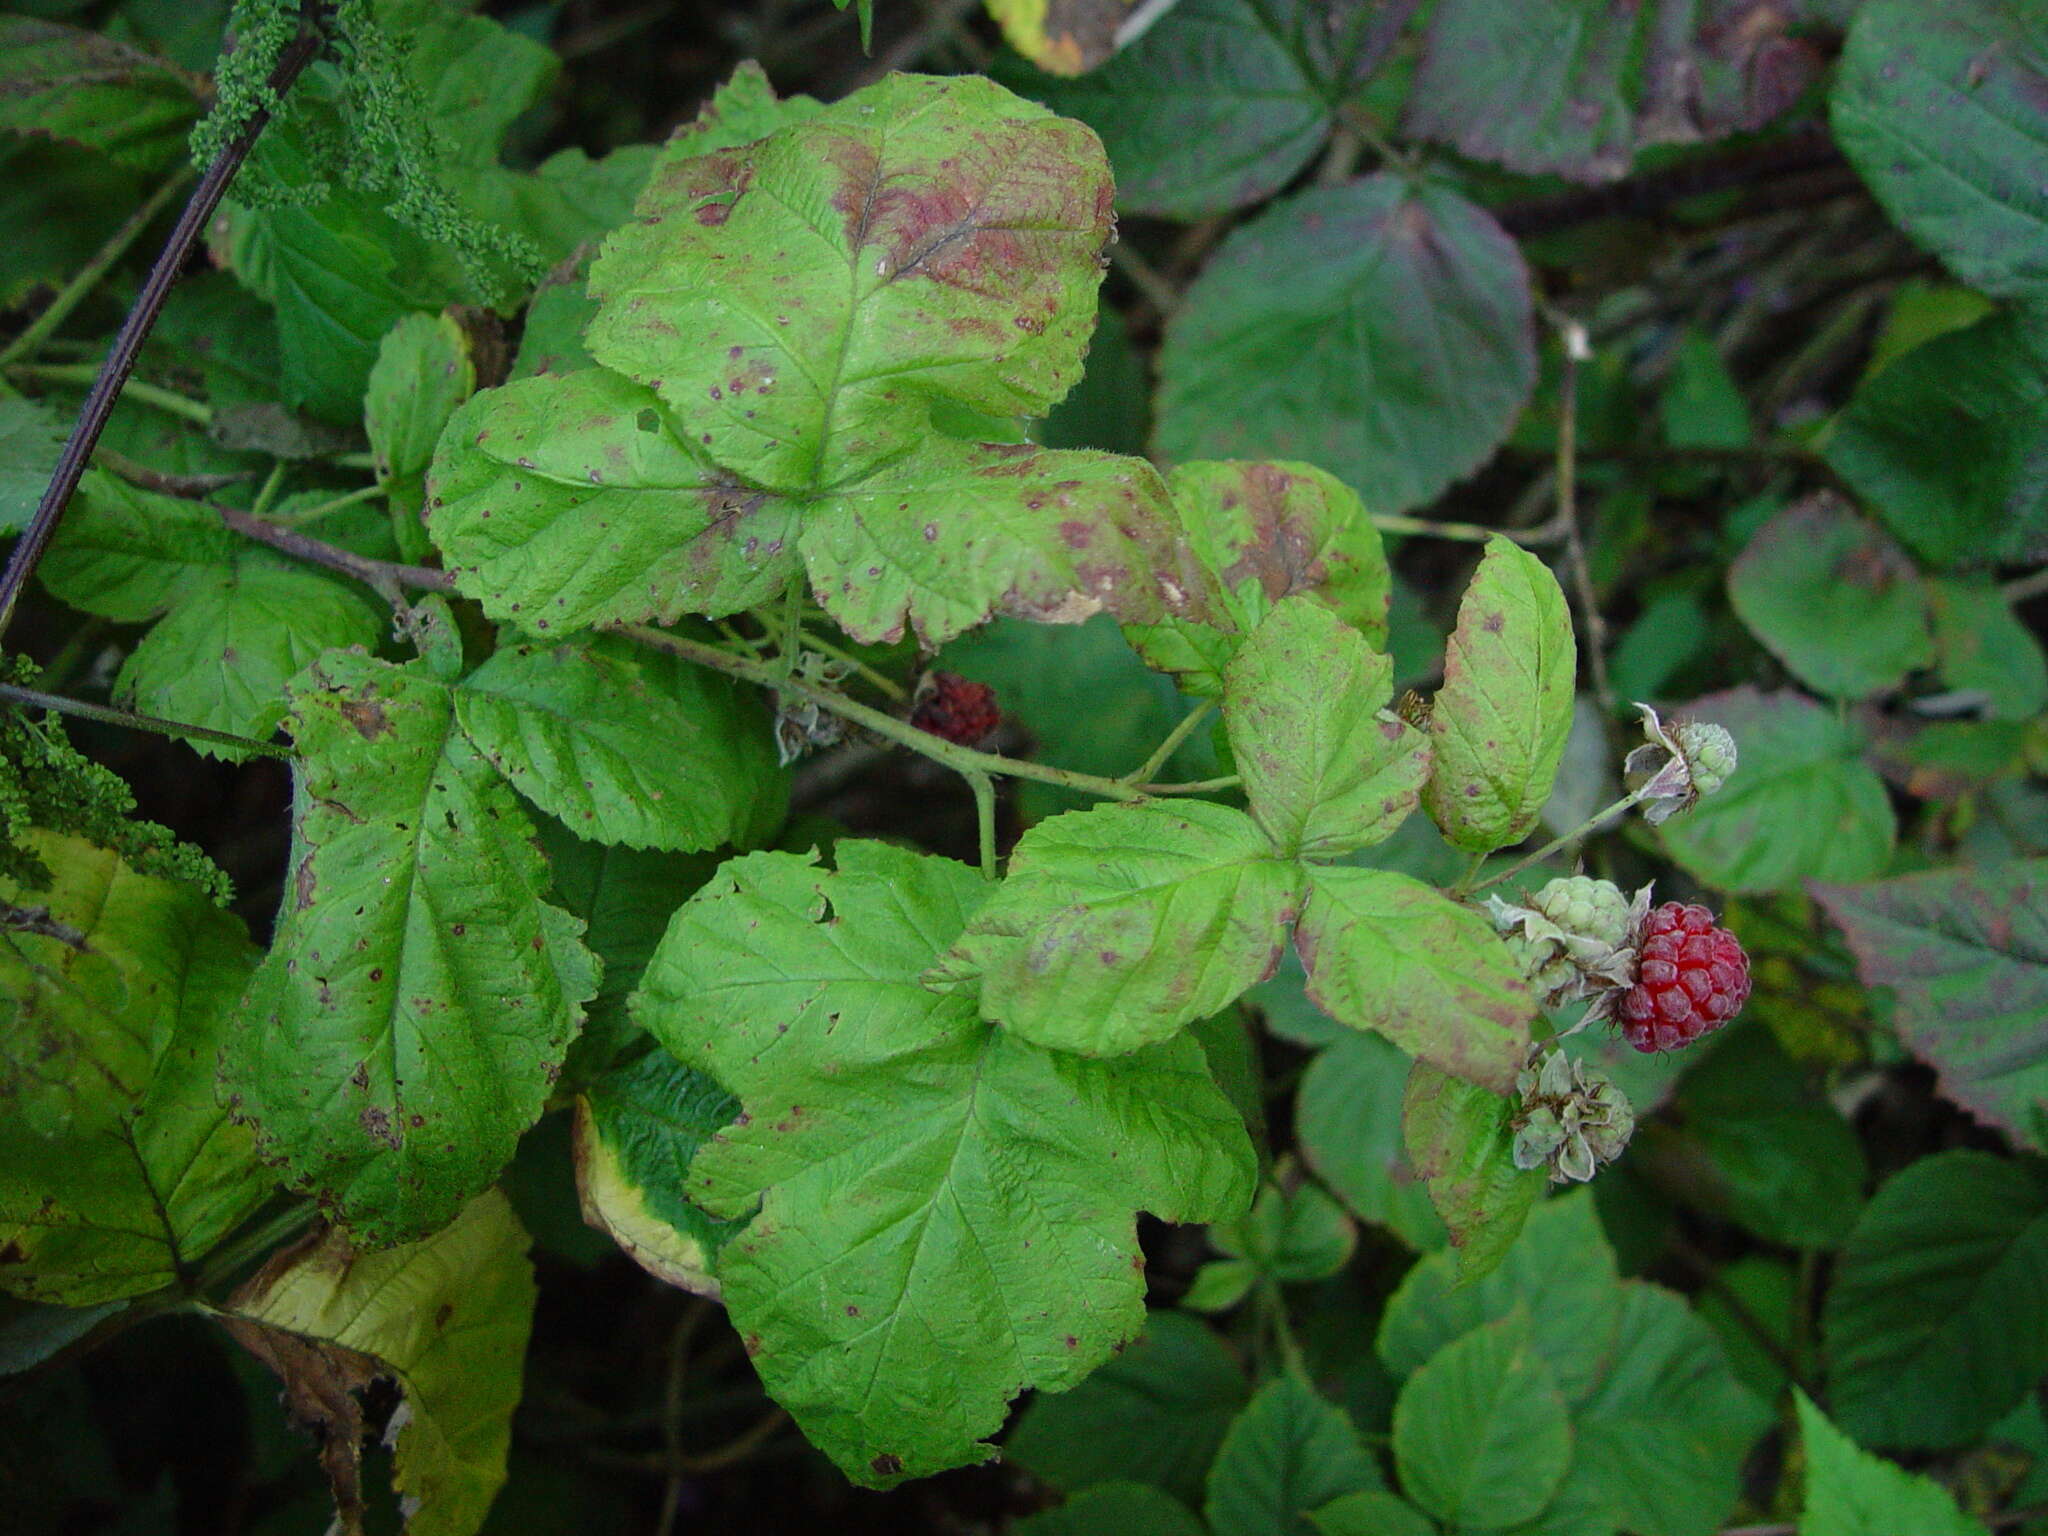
[
  {"left": 0, "top": 832, "right": 272, "bottom": 1305},
  {"left": 1522, "top": 1284, "right": 1770, "bottom": 1536},
  {"left": 1726, "top": 496, "right": 1934, "bottom": 700},
  {"left": 1014, "top": 1483, "right": 1208, "bottom": 1536},
  {"left": 1928, "top": 579, "right": 2048, "bottom": 721},
  {"left": 225, "top": 1189, "right": 536, "bottom": 1536},
  {"left": 1378, "top": 1190, "right": 1621, "bottom": 1406},
  {"left": 1421, "top": 537, "right": 1576, "bottom": 855},
  {"left": 454, "top": 635, "right": 785, "bottom": 853},
  {"left": 1156, "top": 175, "right": 1536, "bottom": 516},
  {"left": 367, "top": 312, "right": 477, "bottom": 485},
  {"left": 114, "top": 559, "right": 384, "bottom": 758},
  {"left": 1819, "top": 1150, "right": 2048, "bottom": 1449},
  {"left": 0, "top": 1297, "right": 123, "bottom": 1376},
  {"left": 949, "top": 799, "right": 1304, "bottom": 1055},
  {"left": 1297, "top": 866, "right": 1534, "bottom": 1093},
  {"left": 1660, "top": 330, "right": 1753, "bottom": 451},
  {"left": 1813, "top": 862, "right": 2048, "bottom": 1149},
  {"left": 39, "top": 468, "right": 238, "bottom": 620},
  {"left": 985, "top": 0, "right": 1142, "bottom": 75},
  {"left": 1398, "top": 1063, "right": 1545, "bottom": 1282},
  {"left": 0, "top": 387, "right": 66, "bottom": 534},
  {"left": 220, "top": 652, "right": 599, "bottom": 1246},
  {"left": 1005, "top": 1310, "right": 1251, "bottom": 1509},
  {"left": 571, "top": 1048, "right": 737, "bottom": 1294},
  {"left": 1657, "top": 688, "right": 1895, "bottom": 893},
  {"left": 1295, "top": 1031, "right": 1446, "bottom": 1250},
  {"left": 1224, "top": 598, "right": 1429, "bottom": 860},
  {"left": 1824, "top": 310, "right": 2048, "bottom": 568},
  {"left": 659, "top": 60, "right": 826, "bottom": 160},
  {"left": 1694, "top": 1255, "right": 1797, "bottom": 1402},
  {"left": 0, "top": 17, "right": 201, "bottom": 170},
  {"left": 1210, "top": 1180, "right": 1357, "bottom": 1284},
  {"left": 1126, "top": 459, "right": 1392, "bottom": 697},
  {"left": 1392, "top": 1312, "right": 1572, "bottom": 1529},
  {"left": 1205, "top": 1376, "right": 1385, "bottom": 1536},
  {"left": 1309, "top": 1490, "right": 1438, "bottom": 1536},
  {"left": 1795, "top": 1392, "right": 1991, "bottom": 1536},
  {"left": 587, "top": 73, "right": 1112, "bottom": 494},
  {"left": 1404, "top": 0, "right": 1819, "bottom": 182},
  {"left": 1832, "top": 0, "right": 2048, "bottom": 301},
  {"left": 1640, "top": 1023, "right": 1868, "bottom": 1249},
  {"left": 634, "top": 842, "right": 1255, "bottom": 1484},
  {"left": 1007, "top": 0, "right": 1398, "bottom": 219}
]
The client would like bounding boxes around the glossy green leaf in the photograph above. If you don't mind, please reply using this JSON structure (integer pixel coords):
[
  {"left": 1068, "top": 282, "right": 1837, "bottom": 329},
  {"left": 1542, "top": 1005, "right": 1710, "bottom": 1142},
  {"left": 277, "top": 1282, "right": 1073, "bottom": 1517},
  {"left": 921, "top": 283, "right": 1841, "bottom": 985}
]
[
  {"left": 950, "top": 799, "right": 1304, "bottom": 1055},
  {"left": 1796, "top": 1392, "right": 1991, "bottom": 1536},
  {"left": 587, "top": 72, "right": 1112, "bottom": 494},
  {"left": 1833, "top": 0, "right": 2048, "bottom": 301},
  {"left": 1421, "top": 537, "right": 1577, "bottom": 855},
  {"left": 1126, "top": 459, "right": 1392, "bottom": 697},
  {"left": 1405, "top": 0, "right": 1819, "bottom": 182},
  {"left": 0, "top": 388, "right": 66, "bottom": 535},
  {"left": 1308, "top": 1490, "right": 1438, "bottom": 1536},
  {"left": 366, "top": 312, "right": 477, "bottom": 484},
  {"left": 1224, "top": 598, "right": 1428, "bottom": 860},
  {"left": 1008, "top": 0, "right": 1400, "bottom": 219},
  {"left": 1820, "top": 1151, "right": 2048, "bottom": 1449},
  {"left": 226, "top": 1189, "right": 536, "bottom": 1536},
  {"left": 1825, "top": 310, "right": 2048, "bottom": 568},
  {"left": 1928, "top": 579, "right": 2048, "bottom": 720},
  {"left": 1657, "top": 688, "right": 1895, "bottom": 893},
  {"left": 1205, "top": 1376, "right": 1385, "bottom": 1536},
  {"left": 1814, "top": 861, "right": 2048, "bottom": 1149},
  {"left": 221, "top": 652, "right": 599, "bottom": 1246},
  {"left": 635, "top": 842, "right": 1255, "bottom": 1484},
  {"left": 1005, "top": 1310, "right": 1251, "bottom": 1508},
  {"left": 1392, "top": 1312, "right": 1572, "bottom": 1529},
  {"left": 0, "top": 17, "right": 201, "bottom": 170},
  {"left": 1157, "top": 176, "right": 1536, "bottom": 515},
  {"left": 454, "top": 635, "right": 785, "bottom": 853},
  {"left": 1727, "top": 496, "right": 1933, "bottom": 700},
  {"left": 1014, "top": 1482, "right": 1208, "bottom": 1536},
  {"left": 1378, "top": 1191, "right": 1621, "bottom": 1406},
  {"left": 1398, "top": 1063, "right": 1545, "bottom": 1281},
  {"left": 572, "top": 1048, "right": 737, "bottom": 1294},
  {"left": 1295, "top": 1031, "right": 1446, "bottom": 1250},
  {"left": 0, "top": 832, "right": 272, "bottom": 1305},
  {"left": 1297, "top": 866, "right": 1534, "bottom": 1093}
]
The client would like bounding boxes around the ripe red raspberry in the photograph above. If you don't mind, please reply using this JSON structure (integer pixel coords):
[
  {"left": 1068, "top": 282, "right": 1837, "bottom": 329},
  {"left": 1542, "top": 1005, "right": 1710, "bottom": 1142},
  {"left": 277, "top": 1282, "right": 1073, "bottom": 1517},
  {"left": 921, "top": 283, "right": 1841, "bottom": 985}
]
[
  {"left": 910, "top": 672, "right": 1000, "bottom": 745},
  {"left": 1618, "top": 902, "right": 1751, "bottom": 1052}
]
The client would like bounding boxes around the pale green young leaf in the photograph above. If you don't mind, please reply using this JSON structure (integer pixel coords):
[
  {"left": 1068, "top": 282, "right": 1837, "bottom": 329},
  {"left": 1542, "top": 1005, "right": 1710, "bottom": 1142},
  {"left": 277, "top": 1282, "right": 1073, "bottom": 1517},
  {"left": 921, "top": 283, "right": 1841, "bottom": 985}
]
[
  {"left": 1398, "top": 1062, "right": 1545, "bottom": 1281},
  {"left": 1795, "top": 1392, "right": 1991, "bottom": 1536},
  {"left": 1391, "top": 1312, "right": 1572, "bottom": 1529},
  {"left": 1204, "top": 1376, "right": 1384, "bottom": 1536},
  {"left": 454, "top": 635, "right": 786, "bottom": 853},
  {"left": 115, "top": 559, "right": 384, "bottom": 759},
  {"left": 0, "top": 832, "right": 272, "bottom": 1305},
  {"left": 367, "top": 312, "right": 477, "bottom": 485},
  {"left": 226, "top": 1190, "right": 536, "bottom": 1536},
  {"left": 220, "top": 652, "right": 599, "bottom": 1246},
  {"left": 1421, "top": 536, "right": 1576, "bottom": 855},
  {"left": 948, "top": 799, "right": 1305, "bottom": 1055},
  {"left": 1210, "top": 1180, "right": 1356, "bottom": 1284},
  {"left": 1296, "top": 866, "right": 1533, "bottom": 1092},
  {"left": 634, "top": 842, "right": 1255, "bottom": 1485},
  {"left": 0, "top": 17, "right": 201, "bottom": 171},
  {"left": 427, "top": 369, "right": 801, "bottom": 633},
  {"left": 38, "top": 469, "right": 238, "bottom": 620},
  {"left": 1223, "top": 598, "right": 1428, "bottom": 860},
  {"left": 1819, "top": 1151, "right": 2048, "bottom": 1450},
  {"left": 572, "top": 1048, "right": 737, "bottom": 1295},
  {"left": 1125, "top": 459, "right": 1392, "bottom": 697},
  {"left": 587, "top": 73, "right": 1113, "bottom": 494},
  {"left": 1005, "top": 1310, "right": 1251, "bottom": 1508},
  {"left": 1377, "top": 1191, "right": 1621, "bottom": 1405}
]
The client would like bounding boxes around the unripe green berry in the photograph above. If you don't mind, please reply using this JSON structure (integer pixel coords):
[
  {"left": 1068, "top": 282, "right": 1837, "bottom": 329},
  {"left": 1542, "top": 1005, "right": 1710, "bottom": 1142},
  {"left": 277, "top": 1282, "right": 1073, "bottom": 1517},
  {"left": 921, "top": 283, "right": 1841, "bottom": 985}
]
[
  {"left": 1527, "top": 876, "right": 1632, "bottom": 949},
  {"left": 1674, "top": 721, "right": 1737, "bottom": 796}
]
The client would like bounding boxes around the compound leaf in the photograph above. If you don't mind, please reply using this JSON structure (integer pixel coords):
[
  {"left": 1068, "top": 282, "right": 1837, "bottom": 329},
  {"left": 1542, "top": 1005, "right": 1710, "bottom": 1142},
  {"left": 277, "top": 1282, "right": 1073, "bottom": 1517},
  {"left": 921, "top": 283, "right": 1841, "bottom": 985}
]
[
  {"left": 948, "top": 799, "right": 1304, "bottom": 1055},
  {"left": 1796, "top": 1391, "right": 1992, "bottom": 1536},
  {"left": 634, "top": 841, "right": 1255, "bottom": 1485},
  {"left": 1204, "top": 1375, "right": 1384, "bottom": 1536},
  {"left": 220, "top": 652, "right": 599, "bottom": 1246}
]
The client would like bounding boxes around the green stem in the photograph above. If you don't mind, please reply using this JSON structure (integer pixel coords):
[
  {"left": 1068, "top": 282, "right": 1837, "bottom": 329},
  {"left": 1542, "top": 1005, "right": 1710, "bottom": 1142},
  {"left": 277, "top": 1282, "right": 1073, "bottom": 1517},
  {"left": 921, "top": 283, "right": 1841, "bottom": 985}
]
[
  {"left": 1371, "top": 511, "right": 1566, "bottom": 546},
  {"left": 772, "top": 618, "right": 905, "bottom": 702},
  {"left": 271, "top": 479, "right": 384, "bottom": 526},
  {"left": 0, "top": 681, "right": 292, "bottom": 759},
  {"left": 248, "top": 460, "right": 288, "bottom": 519},
  {"left": 619, "top": 623, "right": 1221, "bottom": 804},
  {"left": 1259, "top": 1280, "right": 1310, "bottom": 1384},
  {"left": 0, "top": 168, "right": 197, "bottom": 368},
  {"left": 776, "top": 576, "right": 805, "bottom": 681},
  {"left": 1468, "top": 787, "right": 1650, "bottom": 896},
  {"left": 6, "top": 363, "right": 212, "bottom": 425},
  {"left": 1126, "top": 699, "right": 1214, "bottom": 784},
  {"left": 967, "top": 770, "right": 997, "bottom": 879}
]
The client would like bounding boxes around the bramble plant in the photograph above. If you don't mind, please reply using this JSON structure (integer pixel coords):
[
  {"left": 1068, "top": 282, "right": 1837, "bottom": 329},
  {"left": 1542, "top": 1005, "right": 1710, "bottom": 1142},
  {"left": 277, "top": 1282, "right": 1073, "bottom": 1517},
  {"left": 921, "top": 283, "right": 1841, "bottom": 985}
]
[{"left": 4, "top": 3, "right": 2048, "bottom": 1535}]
